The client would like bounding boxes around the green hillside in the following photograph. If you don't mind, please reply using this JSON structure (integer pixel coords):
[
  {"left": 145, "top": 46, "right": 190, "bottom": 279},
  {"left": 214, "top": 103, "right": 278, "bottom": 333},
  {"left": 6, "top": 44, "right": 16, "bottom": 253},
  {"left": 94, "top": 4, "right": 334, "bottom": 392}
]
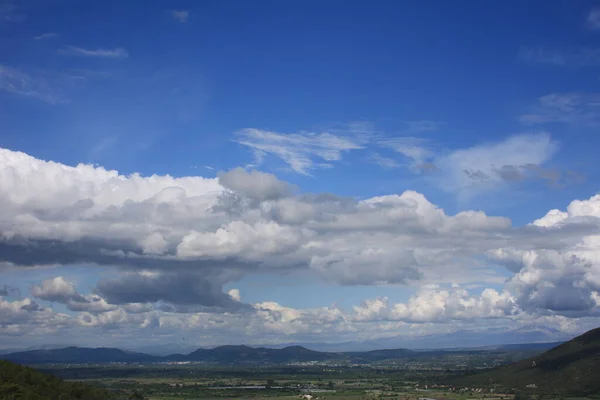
[
  {"left": 0, "top": 360, "right": 122, "bottom": 400},
  {"left": 452, "top": 327, "right": 600, "bottom": 396}
]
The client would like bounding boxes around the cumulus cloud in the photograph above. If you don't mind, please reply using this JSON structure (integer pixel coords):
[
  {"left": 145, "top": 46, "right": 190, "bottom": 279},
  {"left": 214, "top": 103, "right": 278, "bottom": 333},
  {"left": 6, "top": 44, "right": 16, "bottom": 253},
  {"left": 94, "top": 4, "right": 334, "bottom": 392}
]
[
  {"left": 0, "top": 296, "right": 71, "bottom": 338},
  {"left": 1, "top": 147, "right": 600, "bottom": 345},
  {"left": 390, "top": 286, "right": 516, "bottom": 323},
  {"left": 32, "top": 277, "right": 87, "bottom": 304},
  {"left": 218, "top": 168, "right": 293, "bottom": 201},
  {"left": 351, "top": 286, "right": 516, "bottom": 324},
  {"left": 0, "top": 147, "right": 517, "bottom": 307},
  {"left": 228, "top": 288, "right": 241, "bottom": 302},
  {"left": 0, "top": 147, "right": 519, "bottom": 290},
  {"left": 489, "top": 194, "right": 600, "bottom": 317}
]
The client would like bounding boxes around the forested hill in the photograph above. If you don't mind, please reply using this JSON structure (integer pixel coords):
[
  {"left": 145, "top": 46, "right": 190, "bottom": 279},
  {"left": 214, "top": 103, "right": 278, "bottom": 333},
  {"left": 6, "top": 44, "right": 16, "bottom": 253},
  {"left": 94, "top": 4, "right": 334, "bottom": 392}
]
[
  {"left": 0, "top": 360, "right": 121, "bottom": 400},
  {"left": 452, "top": 327, "right": 600, "bottom": 396},
  {"left": 1, "top": 342, "right": 561, "bottom": 365}
]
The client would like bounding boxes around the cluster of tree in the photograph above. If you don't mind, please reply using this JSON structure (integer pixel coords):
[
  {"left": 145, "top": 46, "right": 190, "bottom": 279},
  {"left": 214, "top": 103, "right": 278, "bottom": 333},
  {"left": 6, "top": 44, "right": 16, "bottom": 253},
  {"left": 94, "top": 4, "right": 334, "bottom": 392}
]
[{"left": 0, "top": 360, "right": 147, "bottom": 400}]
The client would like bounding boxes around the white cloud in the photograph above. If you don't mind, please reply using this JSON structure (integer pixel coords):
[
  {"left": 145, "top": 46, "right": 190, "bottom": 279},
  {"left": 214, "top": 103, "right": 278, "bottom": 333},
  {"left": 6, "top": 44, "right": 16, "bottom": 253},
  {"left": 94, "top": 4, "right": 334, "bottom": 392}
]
[
  {"left": 171, "top": 10, "right": 189, "bottom": 23},
  {"left": 31, "top": 277, "right": 86, "bottom": 304},
  {"left": 234, "top": 128, "right": 365, "bottom": 174},
  {"left": 228, "top": 288, "right": 241, "bottom": 302},
  {"left": 0, "top": 295, "right": 71, "bottom": 338},
  {"left": 389, "top": 286, "right": 516, "bottom": 323},
  {"left": 353, "top": 297, "right": 389, "bottom": 321},
  {"left": 1, "top": 147, "right": 600, "bottom": 345},
  {"left": 218, "top": 168, "right": 294, "bottom": 200},
  {"left": 234, "top": 124, "right": 566, "bottom": 198},
  {"left": 489, "top": 194, "right": 600, "bottom": 317},
  {"left": 0, "top": 147, "right": 513, "bottom": 293},
  {"left": 2, "top": 271, "right": 599, "bottom": 346},
  {"left": 435, "top": 133, "right": 558, "bottom": 197},
  {"left": 59, "top": 46, "right": 129, "bottom": 58},
  {"left": 350, "top": 286, "right": 516, "bottom": 324}
]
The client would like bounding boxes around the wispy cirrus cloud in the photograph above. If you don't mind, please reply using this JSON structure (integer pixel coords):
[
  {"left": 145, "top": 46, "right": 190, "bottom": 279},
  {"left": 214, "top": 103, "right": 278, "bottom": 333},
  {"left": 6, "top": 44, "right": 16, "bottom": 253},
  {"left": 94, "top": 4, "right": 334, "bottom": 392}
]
[
  {"left": 520, "top": 92, "right": 600, "bottom": 126},
  {"left": 171, "top": 10, "right": 189, "bottom": 23},
  {"left": 0, "top": 3, "right": 26, "bottom": 23},
  {"left": 234, "top": 127, "right": 366, "bottom": 175},
  {"left": 235, "top": 121, "right": 438, "bottom": 175},
  {"left": 58, "top": 46, "right": 129, "bottom": 58},
  {"left": 34, "top": 32, "right": 58, "bottom": 40},
  {"left": 0, "top": 65, "right": 95, "bottom": 104},
  {"left": 367, "top": 153, "right": 401, "bottom": 169},
  {"left": 403, "top": 120, "right": 443, "bottom": 133},
  {"left": 372, "top": 120, "right": 440, "bottom": 169},
  {"left": 0, "top": 65, "right": 65, "bottom": 104},
  {"left": 519, "top": 46, "right": 600, "bottom": 67},
  {"left": 376, "top": 136, "right": 434, "bottom": 167},
  {"left": 233, "top": 121, "right": 577, "bottom": 198},
  {"left": 586, "top": 7, "right": 600, "bottom": 30}
]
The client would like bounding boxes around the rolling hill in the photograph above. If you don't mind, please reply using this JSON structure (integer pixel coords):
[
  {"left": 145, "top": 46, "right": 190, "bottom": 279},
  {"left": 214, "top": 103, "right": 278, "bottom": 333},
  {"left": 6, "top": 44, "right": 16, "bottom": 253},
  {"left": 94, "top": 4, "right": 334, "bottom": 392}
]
[
  {"left": 186, "top": 344, "right": 337, "bottom": 363},
  {"left": 452, "top": 327, "right": 600, "bottom": 396},
  {"left": 1, "top": 345, "right": 342, "bottom": 365},
  {"left": 0, "top": 341, "right": 564, "bottom": 366},
  {"left": 2, "top": 346, "right": 161, "bottom": 364},
  {"left": 0, "top": 360, "right": 121, "bottom": 399}
]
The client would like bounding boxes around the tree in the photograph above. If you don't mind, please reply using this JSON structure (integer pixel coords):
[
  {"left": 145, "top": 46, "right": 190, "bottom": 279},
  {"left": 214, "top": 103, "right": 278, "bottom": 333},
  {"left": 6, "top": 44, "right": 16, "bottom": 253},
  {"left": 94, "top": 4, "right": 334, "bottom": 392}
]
[
  {"left": 514, "top": 391, "right": 531, "bottom": 400},
  {"left": 128, "top": 390, "right": 146, "bottom": 400}
]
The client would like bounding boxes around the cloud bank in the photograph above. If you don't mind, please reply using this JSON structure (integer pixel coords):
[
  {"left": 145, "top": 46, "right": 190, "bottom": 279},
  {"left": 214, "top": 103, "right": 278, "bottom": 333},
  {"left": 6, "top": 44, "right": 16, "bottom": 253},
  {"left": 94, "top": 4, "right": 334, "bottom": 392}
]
[{"left": 0, "top": 148, "right": 599, "bottom": 346}]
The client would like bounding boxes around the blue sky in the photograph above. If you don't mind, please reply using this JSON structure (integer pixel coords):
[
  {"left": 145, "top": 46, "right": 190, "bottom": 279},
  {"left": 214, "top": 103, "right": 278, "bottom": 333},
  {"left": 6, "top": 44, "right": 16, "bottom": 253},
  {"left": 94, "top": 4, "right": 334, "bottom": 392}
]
[{"left": 1, "top": 0, "right": 600, "bottom": 350}]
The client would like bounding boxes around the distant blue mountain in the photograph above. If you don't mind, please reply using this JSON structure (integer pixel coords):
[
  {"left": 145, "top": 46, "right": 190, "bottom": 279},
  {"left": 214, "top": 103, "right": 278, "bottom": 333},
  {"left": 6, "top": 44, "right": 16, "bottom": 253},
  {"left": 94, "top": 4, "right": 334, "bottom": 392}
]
[{"left": 1, "top": 340, "right": 564, "bottom": 365}]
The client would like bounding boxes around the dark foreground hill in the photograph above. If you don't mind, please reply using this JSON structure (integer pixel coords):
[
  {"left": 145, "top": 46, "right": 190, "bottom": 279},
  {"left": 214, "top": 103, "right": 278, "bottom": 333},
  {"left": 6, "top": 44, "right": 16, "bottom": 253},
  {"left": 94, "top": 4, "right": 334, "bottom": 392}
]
[
  {"left": 0, "top": 360, "right": 120, "bottom": 399},
  {"left": 452, "top": 327, "right": 600, "bottom": 396}
]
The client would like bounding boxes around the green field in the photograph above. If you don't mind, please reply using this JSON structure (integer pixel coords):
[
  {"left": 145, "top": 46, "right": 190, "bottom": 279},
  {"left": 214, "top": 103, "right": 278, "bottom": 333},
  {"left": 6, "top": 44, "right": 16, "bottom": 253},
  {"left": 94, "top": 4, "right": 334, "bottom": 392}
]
[{"left": 37, "top": 364, "right": 517, "bottom": 400}]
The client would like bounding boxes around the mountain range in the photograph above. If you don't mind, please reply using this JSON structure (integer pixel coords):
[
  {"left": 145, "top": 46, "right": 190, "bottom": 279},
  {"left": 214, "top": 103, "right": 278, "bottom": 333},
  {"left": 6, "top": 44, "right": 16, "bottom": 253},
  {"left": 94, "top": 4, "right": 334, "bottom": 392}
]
[
  {"left": 0, "top": 341, "right": 561, "bottom": 365},
  {"left": 0, "top": 326, "right": 571, "bottom": 356}
]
